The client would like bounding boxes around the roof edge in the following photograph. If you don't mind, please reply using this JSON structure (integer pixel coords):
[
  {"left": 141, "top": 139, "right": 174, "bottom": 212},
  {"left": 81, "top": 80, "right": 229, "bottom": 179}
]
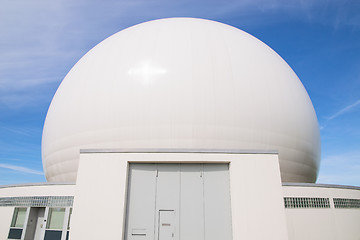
[
  {"left": 282, "top": 182, "right": 360, "bottom": 190},
  {"left": 0, "top": 182, "right": 75, "bottom": 189},
  {"left": 80, "top": 148, "right": 279, "bottom": 154}
]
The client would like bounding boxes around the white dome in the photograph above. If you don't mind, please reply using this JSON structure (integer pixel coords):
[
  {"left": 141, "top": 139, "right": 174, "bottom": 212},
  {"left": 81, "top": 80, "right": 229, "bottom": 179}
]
[{"left": 42, "top": 18, "right": 321, "bottom": 183}]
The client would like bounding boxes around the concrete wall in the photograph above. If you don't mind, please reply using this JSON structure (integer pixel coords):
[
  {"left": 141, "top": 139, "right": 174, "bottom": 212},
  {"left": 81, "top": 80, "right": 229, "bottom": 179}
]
[
  {"left": 0, "top": 207, "right": 14, "bottom": 240},
  {"left": 283, "top": 185, "right": 360, "bottom": 240},
  {"left": 70, "top": 151, "right": 289, "bottom": 240},
  {"left": 2, "top": 160, "right": 359, "bottom": 240}
]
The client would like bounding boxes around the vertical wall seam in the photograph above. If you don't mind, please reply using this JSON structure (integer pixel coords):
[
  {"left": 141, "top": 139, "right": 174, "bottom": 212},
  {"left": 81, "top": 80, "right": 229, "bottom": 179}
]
[
  {"left": 154, "top": 163, "right": 158, "bottom": 240},
  {"left": 202, "top": 163, "right": 206, "bottom": 240}
]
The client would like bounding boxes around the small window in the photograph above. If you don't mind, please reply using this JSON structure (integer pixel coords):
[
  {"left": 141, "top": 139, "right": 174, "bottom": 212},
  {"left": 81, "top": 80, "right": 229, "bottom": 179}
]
[
  {"left": 11, "top": 208, "right": 27, "bottom": 228},
  {"left": 46, "top": 208, "right": 65, "bottom": 230}
]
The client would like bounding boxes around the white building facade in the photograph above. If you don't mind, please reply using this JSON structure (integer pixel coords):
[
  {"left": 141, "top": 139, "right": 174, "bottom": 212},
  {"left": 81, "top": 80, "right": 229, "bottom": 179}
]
[{"left": 1, "top": 152, "right": 359, "bottom": 240}]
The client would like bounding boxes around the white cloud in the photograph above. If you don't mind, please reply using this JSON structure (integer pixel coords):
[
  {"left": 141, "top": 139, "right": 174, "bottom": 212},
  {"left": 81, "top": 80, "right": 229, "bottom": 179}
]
[
  {"left": 320, "top": 99, "right": 360, "bottom": 129},
  {"left": 0, "top": 125, "right": 33, "bottom": 136},
  {"left": 0, "top": 163, "right": 43, "bottom": 175},
  {"left": 328, "top": 99, "right": 360, "bottom": 120}
]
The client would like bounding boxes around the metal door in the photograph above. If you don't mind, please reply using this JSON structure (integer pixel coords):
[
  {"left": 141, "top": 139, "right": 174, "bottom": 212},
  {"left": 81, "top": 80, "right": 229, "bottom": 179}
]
[
  {"left": 23, "top": 207, "right": 46, "bottom": 240},
  {"left": 33, "top": 208, "right": 45, "bottom": 240},
  {"left": 158, "top": 210, "right": 175, "bottom": 240},
  {"left": 125, "top": 164, "right": 157, "bottom": 240},
  {"left": 125, "top": 163, "right": 232, "bottom": 240},
  {"left": 179, "top": 164, "right": 204, "bottom": 240}
]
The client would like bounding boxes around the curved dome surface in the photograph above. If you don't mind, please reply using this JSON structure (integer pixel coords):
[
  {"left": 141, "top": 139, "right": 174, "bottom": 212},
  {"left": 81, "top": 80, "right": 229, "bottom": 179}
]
[{"left": 42, "top": 18, "right": 321, "bottom": 183}]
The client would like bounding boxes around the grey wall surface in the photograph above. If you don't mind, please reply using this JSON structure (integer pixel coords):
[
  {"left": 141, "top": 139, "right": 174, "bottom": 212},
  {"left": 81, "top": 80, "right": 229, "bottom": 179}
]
[
  {"left": 283, "top": 185, "right": 360, "bottom": 240},
  {"left": 125, "top": 163, "right": 232, "bottom": 240}
]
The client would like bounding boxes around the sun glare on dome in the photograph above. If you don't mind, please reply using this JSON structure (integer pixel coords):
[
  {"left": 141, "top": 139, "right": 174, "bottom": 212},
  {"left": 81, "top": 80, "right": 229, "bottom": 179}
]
[{"left": 128, "top": 62, "right": 167, "bottom": 84}]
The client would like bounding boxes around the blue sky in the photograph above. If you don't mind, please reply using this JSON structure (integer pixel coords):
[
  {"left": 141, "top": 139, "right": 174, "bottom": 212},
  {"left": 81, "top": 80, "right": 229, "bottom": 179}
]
[{"left": 0, "top": 0, "right": 359, "bottom": 186}]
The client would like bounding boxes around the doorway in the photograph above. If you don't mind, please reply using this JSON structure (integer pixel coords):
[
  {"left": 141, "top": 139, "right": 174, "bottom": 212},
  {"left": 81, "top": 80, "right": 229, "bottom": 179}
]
[
  {"left": 24, "top": 207, "right": 46, "bottom": 240},
  {"left": 125, "top": 163, "right": 232, "bottom": 240},
  {"left": 158, "top": 210, "right": 175, "bottom": 240}
]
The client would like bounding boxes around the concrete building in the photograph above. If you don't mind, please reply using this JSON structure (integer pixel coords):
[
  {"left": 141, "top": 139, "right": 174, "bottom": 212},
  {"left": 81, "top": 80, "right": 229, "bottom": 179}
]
[{"left": 0, "top": 18, "right": 359, "bottom": 240}]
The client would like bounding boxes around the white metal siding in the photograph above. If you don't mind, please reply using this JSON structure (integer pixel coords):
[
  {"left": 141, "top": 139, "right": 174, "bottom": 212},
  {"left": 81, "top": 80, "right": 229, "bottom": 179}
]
[{"left": 125, "top": 163, "right": 232, "bottom": 240}]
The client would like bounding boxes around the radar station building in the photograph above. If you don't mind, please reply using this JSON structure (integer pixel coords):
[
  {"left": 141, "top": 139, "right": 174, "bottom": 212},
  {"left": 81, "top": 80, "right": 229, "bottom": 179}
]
[{"left": 0, "top": 18, "right": 359, "bottom": 240}]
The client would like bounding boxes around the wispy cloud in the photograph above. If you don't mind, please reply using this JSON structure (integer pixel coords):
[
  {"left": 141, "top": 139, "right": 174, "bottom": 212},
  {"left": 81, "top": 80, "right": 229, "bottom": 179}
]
[
  {"left": 320, "top": 99, "right": 360, "bottom": 129},
  {"left": 0, "top": 125, "right": 33, "bottom": 136},
  {"left": 328, "top": 99, "right": 360, "bottom": 120},
  {"left": 0, "top": 164, "right": 43, "bottom": 175}
]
